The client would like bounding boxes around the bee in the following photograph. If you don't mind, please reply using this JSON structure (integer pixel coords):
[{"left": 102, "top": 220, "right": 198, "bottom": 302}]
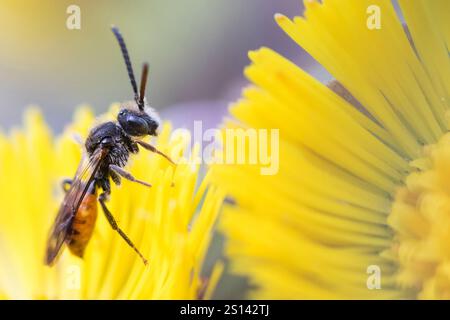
[{"left": 45, "top": 26, "right": 174, "bottom": 266}]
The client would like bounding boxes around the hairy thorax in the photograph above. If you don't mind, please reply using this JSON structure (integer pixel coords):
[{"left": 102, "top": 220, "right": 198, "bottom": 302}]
[{"left": 85, "top": 121, "right": 138, "bottom": 180}]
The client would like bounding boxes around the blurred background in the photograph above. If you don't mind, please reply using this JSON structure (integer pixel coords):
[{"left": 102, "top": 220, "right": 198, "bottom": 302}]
[{"left": 0, "top": 0, "right": 333, "bottom": 132}]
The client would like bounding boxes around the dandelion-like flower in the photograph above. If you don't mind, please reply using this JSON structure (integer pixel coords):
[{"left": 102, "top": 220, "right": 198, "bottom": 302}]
[
  {"left": 0, "top": 106, "right": 223, "bottom": 299},
  {"left": 213, "top": 0, "right": 450, "bottom": 299}
]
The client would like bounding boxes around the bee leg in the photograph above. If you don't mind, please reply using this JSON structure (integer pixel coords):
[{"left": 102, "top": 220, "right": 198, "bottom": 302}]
[
  {"left": 109, "top": 164, "right": 152, "bottom": 188},
  {"left": 61, "top": 179, "right": 73, "bottom": 193},
  {"left": 135, "top": 140, "right": 176, "bottom": 165},
  {"left": 109, "top": 170, "right": 122, "bottom": 186},
  {"left": 98, "top": 191, "right": 148, "bottom": 266}
]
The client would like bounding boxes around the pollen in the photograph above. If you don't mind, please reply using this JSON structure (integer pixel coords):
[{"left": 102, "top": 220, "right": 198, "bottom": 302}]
[{"left": 389, "top": 134, "right": 450, "bottom": 299}]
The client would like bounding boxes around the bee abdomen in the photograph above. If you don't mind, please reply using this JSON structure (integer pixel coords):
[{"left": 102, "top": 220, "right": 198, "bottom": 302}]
[{"left": 67, "top": 192, "right": 98, "bottom": 258}]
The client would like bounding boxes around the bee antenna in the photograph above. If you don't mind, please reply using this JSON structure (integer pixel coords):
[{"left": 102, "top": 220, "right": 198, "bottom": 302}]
[
  {"left": 138, "top": 63, "right": 149, "bottom": 110},
  {"left": 111, "top": 26, "right": 139, "bottom": 102}
]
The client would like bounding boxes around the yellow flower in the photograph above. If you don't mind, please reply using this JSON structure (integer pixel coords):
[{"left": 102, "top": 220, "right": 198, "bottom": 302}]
[
  {"left": 0, "top": 106, "right": 224, "bottom": 299},
  {"left": 213, "top": 0, "right": 450, "bottom": 299}
]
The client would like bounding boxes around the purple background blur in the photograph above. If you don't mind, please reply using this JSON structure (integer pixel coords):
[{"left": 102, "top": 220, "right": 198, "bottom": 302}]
[{"left": 0, "top": 0, "right": 333, "bottom": 133}]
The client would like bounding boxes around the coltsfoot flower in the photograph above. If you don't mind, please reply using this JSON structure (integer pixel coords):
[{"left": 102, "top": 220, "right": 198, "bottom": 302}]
[
  {"left": 213, "top": 0, "right": 449, "bottom": 299},
  {"left": 0, "top": 106, "right": 224, "bottom": 299}
]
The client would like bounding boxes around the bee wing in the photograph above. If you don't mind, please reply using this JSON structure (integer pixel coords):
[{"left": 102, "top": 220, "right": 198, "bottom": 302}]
[{"left": 45, "top": 147, "right": 108, "bottom": 266}]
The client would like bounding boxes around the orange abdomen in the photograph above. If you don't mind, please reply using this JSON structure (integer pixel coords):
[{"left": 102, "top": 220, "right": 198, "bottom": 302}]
[{"left": 67, "top": 191, "right": 98, "bottom": 258}]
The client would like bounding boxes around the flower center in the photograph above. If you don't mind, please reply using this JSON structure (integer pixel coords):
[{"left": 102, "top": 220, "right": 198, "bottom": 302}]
[{"left": 389, "top": 134, "right": 450, "bottom": 299}]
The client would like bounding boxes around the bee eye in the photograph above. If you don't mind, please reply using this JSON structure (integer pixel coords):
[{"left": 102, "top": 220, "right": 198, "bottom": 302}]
[
  {"left": 126, "top": 115, "right": 148, "bottom": 130},
  {"left": 118, "top": 112, "right": 149, "bottom": 136}
]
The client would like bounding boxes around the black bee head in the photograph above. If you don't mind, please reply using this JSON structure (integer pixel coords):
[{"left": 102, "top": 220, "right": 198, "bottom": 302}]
[
  {"left": 117, "top": 107, "right": 159, "bottom": 137},
  {"left": 112, "top": 27, "right": 160, "bottom": 137}
]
